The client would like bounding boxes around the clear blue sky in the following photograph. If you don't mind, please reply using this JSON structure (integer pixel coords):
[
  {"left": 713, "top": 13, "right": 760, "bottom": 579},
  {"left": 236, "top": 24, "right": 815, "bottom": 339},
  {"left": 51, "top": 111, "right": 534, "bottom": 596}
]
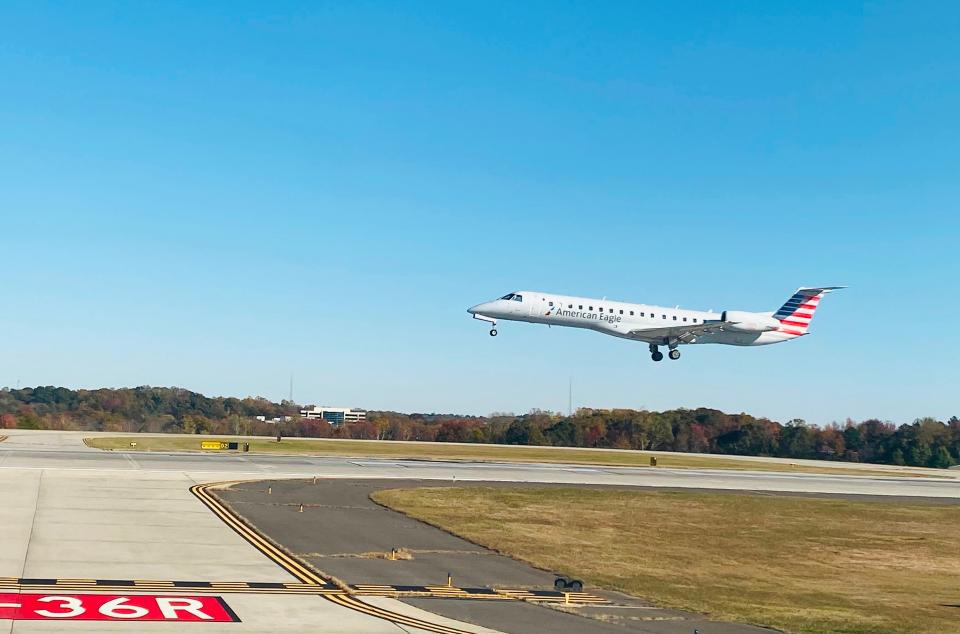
[{"left": 1, "top": 2, "right": 957, "bottom": 425}]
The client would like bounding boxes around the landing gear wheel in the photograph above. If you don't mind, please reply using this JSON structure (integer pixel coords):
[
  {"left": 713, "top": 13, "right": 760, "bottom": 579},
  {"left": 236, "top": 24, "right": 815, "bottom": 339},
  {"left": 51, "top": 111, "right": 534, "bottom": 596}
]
[
  {"left": 554, "top": 577, "right": 569, "bottom": 591},
  {"left": 668, "top": 349, "right": 680, "bottom": 360},
  {"left": 489, "top": 329, "right": 497, "bottom": 337},
  {"left": 651, "top": 351, "right": 664, "bottom": 362},
  {"left": 568, "top": 580, "right": 584, "bottom": 592}
]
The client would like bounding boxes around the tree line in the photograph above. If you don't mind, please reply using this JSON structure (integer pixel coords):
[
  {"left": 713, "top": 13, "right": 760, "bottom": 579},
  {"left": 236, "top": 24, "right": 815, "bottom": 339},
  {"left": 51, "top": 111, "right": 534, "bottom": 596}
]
[{"left": 2, "top": 386, "right": 957, "bottom": 469}]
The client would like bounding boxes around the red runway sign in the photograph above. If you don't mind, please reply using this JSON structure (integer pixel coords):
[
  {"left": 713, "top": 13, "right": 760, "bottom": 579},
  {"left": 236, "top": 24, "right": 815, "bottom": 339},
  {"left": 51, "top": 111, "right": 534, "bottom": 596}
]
[{"left": 0, "top": 593, "right": 239, "bottom": 622}]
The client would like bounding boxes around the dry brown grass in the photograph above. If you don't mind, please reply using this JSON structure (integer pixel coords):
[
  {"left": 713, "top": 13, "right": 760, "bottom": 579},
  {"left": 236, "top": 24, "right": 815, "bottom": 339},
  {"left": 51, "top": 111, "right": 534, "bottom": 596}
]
[
  {"left": 81, "top": 436, "right": 941, "bottom": 478},
  {"left": 372, "top": 487, "right": 960, "bottom": 634}
]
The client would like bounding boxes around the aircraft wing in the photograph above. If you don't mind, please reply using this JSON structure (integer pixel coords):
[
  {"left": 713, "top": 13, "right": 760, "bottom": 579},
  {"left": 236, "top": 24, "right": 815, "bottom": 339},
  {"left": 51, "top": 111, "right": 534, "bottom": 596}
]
[{"left": 624, "top": 320, "right": 730, "bottom": 343}]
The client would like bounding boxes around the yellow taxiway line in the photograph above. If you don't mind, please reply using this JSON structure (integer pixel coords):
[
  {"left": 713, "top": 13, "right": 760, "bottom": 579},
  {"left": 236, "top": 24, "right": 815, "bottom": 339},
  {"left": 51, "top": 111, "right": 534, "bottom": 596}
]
[{"left": 191, "top": 481, "right": 481, "bottom": 634}]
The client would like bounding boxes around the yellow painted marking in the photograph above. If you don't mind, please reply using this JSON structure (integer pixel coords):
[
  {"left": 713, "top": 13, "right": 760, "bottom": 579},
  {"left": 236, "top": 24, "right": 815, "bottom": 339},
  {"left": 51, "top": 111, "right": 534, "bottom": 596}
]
[
  {"left": 191, "top": 482, "right": 475, "bottom": 634},
  {"left": 0, "top": 577, "right": 607, "bottom": 603}
]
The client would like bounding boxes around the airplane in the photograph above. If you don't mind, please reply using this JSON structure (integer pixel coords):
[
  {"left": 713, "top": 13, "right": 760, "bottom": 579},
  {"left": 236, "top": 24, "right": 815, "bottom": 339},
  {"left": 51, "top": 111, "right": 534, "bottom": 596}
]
[{"left": 468, "top": 287, "right": 844, "bottom": 362}]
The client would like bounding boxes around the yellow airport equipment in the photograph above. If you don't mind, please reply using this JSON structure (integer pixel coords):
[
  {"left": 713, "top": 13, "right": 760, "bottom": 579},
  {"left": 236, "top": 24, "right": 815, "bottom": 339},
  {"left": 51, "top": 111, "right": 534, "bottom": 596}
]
[{"left": 200, "top": 441, "right": 238, "bottom": 450}]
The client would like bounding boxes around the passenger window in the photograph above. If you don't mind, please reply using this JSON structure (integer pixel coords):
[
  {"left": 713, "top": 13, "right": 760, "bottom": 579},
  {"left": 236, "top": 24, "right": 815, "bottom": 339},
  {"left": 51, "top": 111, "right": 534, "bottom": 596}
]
[
  {"left": 568, "top": 304, "right": 573, "bottom": 309},
  {"left": 579, "top": 305, "right": 583, "bottom": 310},
  {"left": 599, "top": 307, "right": 603, "bottom": 312},
  {"left": 619, "top": 310, "right": 624, "bottom": 314},
  {"left": 629, "top": 311, "right": 634, "bottom": 316},
  {"left": 683, "top": 317, "right": 687, "bottom": 322},
  {"left": 662, "top": 315, "right": 667, "bottom": 319},
  {"left": 641, "top": 312, "right": 645, "bottom": 317},
  {"left": 589, "top": 306, "right": 593, "bottom": 311},
  {"left": 549, "top": 302, "right": 554, "bottom": 307},
  {"left": 693, "top": 318, "right": 698, "bottom": 323},
  {"left": 673, "top": 316, "right": 677, "bottom": 321}
]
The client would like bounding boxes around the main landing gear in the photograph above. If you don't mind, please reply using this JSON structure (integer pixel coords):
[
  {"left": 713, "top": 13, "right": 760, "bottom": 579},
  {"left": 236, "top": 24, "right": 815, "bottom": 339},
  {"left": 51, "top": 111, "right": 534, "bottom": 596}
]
[
  {"left": 649, "top": 344, "right": 680, "bottom": 362},
  {"left": 554, "top": 577, "right": 584, "bottom": 592}
]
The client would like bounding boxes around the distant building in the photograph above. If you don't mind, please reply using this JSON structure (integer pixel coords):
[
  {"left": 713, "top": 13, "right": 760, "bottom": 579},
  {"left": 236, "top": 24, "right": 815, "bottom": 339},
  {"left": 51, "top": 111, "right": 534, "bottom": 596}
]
[
  {"left": 300, "top": 406, "right": 366, "bottom": 427},
  {"left": 255, "top": 415, "right": 292, "bottom": 424}
]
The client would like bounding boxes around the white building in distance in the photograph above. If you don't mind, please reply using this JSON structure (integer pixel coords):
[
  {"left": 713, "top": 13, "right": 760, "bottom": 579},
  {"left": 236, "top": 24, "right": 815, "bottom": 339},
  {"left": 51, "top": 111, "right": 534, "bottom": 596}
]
[
  {"left": 299, "top": 406, "right": 367, "bottom": 427},
  {"left": 255, "top": 415, "right": 292, "bottom": 423}
]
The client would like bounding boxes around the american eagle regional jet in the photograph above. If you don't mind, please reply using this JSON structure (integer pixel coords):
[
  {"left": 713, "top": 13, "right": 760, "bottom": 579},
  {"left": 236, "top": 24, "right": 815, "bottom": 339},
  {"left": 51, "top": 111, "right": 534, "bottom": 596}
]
[{"left": 468, "top": 287, "right": 843, "bottom": 362}]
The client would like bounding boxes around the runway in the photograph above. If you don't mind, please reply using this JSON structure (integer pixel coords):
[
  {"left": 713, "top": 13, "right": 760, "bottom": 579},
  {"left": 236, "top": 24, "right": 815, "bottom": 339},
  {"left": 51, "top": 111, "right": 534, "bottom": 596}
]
[
  {"left": 0, "top": 430, "right": 956, "bottom": 633},
  {"left": 1, "top": 431, "right": 957, "bottom": 498}
]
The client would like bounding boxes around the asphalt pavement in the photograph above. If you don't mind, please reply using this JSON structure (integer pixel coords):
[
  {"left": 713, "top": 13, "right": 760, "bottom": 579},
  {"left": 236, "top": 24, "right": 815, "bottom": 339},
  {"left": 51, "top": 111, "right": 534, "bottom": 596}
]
[{"left": 214, "top": 478, "right": 777, "bottom": 634}]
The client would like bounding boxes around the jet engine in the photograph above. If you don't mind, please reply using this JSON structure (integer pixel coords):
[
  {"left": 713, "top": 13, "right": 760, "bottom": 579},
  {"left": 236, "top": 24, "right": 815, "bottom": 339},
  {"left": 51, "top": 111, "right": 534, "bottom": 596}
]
[{"left": 721, "top": 310, "right": 781, "bottom": 333}]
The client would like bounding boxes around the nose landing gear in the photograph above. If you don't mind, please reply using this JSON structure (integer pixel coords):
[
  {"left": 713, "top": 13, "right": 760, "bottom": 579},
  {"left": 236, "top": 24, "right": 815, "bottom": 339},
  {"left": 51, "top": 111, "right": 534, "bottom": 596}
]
[{"left": 473, "top": 314, "right": 498, "bottom": 337}]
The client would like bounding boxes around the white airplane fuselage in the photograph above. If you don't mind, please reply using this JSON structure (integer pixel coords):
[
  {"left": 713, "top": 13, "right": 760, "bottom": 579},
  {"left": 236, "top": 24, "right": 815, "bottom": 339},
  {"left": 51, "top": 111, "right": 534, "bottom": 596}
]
[{"left": 468, "top": 288, "right": 842, "bottom": 361}]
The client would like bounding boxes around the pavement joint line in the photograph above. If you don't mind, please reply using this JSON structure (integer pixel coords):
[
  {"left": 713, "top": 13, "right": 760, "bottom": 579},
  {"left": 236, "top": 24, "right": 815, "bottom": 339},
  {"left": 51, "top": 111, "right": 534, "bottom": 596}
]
[{"left": 19, "top": 470, "right": 43, "bottom": 582}]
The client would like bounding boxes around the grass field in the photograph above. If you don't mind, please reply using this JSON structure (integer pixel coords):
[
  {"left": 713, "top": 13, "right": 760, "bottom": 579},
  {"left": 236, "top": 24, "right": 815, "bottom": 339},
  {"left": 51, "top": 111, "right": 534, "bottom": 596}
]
[
  {"left": 372, "top": 487, "right": 960, "bottom": 634},
  {"left": 81, "top": 435, "right": 937, "bottom": 477}
]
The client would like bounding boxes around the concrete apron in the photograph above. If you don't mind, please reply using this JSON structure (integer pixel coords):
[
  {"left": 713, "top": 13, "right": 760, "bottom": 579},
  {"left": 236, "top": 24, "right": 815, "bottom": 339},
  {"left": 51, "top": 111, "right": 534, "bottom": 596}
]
[{"left": 0, "top": 468, "right": 502, "bottom": 634}]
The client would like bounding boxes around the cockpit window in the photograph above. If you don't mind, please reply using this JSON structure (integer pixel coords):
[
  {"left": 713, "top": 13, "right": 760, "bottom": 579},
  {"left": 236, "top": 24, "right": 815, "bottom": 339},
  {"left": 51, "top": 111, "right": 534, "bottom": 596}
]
[
  {"left": 512, "top": 294, "right": 523, "bottom": 302},
  {"left": 500, "top": 293, "right": 515, "bottom": 300}
]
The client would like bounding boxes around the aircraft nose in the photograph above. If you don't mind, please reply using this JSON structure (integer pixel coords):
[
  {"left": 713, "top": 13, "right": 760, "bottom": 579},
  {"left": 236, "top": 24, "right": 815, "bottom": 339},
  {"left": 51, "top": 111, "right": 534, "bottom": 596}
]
[{"left": 468, "top": 302, "right": 492, "bottom": 315}]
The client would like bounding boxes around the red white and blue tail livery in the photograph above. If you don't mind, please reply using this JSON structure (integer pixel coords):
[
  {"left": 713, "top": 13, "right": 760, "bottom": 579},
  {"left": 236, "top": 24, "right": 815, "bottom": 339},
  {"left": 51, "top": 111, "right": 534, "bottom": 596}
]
[
  {"left": 469, "top": 286, "right": 845, "bottom": 362},
  {"left": 773, "top": 287, "right": 843, "bottom": 338}
]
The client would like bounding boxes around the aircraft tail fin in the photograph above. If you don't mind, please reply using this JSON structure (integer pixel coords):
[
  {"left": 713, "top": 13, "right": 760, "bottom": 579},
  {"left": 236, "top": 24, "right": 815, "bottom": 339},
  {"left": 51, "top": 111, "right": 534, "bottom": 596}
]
[{"left": 773, "top": 287, "right": 845, "bottom": 336}]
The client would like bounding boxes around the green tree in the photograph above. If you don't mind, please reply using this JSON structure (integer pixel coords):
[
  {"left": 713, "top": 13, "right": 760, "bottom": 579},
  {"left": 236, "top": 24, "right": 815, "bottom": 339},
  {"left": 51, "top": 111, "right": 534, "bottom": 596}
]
[
  {"left": 891, "top": 448, "right": 906, "bottom": 466},
  {"left": 779, "top": 420, "right": 816, "bottom": 459},
  {"left": 928, "top": 442, "right": 955, "bottom": 469},
  {"left": 503, "top": 419, "right": 547, "bottom": 446}
]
